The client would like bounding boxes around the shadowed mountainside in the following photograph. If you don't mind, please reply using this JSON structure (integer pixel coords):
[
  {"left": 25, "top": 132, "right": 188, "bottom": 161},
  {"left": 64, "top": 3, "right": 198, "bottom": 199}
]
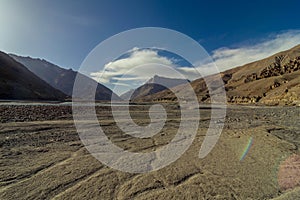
[
  {"left": 10, "top": 55, "right": 121, "bottom": 101},
  {"left": 0, "top": 51, "right": 67, "bottom": 101}
]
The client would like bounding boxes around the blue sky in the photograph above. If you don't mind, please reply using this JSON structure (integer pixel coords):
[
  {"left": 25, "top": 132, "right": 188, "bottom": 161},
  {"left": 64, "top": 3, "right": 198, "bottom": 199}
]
[
  {"left": 1, "top": 0, "right": 299, "bottom": 69},
  {"left": 1, "top": 0, "right": 300, "bottom": 94}
]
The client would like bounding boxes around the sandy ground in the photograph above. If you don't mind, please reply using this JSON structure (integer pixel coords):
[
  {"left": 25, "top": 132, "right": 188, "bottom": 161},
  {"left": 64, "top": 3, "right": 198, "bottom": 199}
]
[{"left": 0, "top": 104, "right": 299, "bottom": 199}]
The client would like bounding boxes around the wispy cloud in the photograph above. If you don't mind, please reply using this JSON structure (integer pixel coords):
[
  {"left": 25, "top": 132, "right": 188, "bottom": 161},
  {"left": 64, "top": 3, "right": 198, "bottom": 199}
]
[
  {"left": 210, "top": 30, "right": 300, "bottom": 71},
  {"left": 177, "top": 30, "right": 300, "bottom": 77}
]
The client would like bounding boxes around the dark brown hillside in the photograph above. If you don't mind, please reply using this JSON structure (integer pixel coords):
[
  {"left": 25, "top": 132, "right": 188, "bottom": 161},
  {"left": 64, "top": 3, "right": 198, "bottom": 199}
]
[
  {"left": 0, "top": 51, "right": 67, "bottom": 101},
  {"left": 10, "top": 55, "right": 121, "bottom": 101}
]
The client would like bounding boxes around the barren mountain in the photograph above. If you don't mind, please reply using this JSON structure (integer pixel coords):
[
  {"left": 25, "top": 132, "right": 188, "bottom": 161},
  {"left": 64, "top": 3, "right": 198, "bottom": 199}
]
[
  {"left": 130, "top": 83, "right": 168, "bottom": 100},
  {"left": 0, "top": 51, "right": 66, "bottom": 101},
  {"left": 140, "top": 45, "right": 300, "bottom": 105},
  {"left": 10, "top": 55, "right": 121, "bottom": 101},
  {"left": 122, "top": 75, "right": 189, "bottom": 100},
  {"left": 146, "top": 75, "right": 190, "bottom": 88},
  {"left": 120, "top": 89, "right": 135, "bottom": 100}
]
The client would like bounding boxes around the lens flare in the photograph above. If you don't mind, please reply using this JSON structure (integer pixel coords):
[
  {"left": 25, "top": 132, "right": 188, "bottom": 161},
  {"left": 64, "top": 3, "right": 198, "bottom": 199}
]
[{"left": 240, "top": 137, "right": 253, "bottom": 161}]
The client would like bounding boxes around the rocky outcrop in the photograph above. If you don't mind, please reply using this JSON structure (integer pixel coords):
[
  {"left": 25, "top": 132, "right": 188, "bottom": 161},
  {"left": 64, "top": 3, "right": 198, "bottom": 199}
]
[
  {"left": 259, "top": 55, "right": 300, "bottom": 78},
  {"left": 221, "top": 54, "right": 300, "bottom": 105},
  {"left": 228, "top": 96, "right": 262, "bottom": 104},
  {"left": 244, "top": 55, "right": 300, "bottom": 83}
]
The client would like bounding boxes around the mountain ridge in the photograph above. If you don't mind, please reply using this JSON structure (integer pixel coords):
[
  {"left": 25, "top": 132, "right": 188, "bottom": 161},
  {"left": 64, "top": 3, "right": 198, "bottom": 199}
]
[
  {"left": 10, "top": 54, "right": 121, "bottom": 101},
  {"left": 0, "top": 51, "right": 67, "bottom": 101},
  {"left": 121, "top": 75, "right": 189, "bottom": 100}
]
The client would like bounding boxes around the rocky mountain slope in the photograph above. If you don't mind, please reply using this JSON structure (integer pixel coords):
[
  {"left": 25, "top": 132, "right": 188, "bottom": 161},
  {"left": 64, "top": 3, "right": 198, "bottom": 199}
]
[
  {"left": 139, "top": 44, "right": 300, "bottom": 105},
  {"left": 0, "top": 51, "right": 67, "bottom": 101},
  {"left": 130, "top": 83, "right": 168, "bottom": 100},
  {"left": 120, "top": 89, "right": 135, "bottom": 100},
  {"left": 146, "top": 75, "right": 189, "bottom": 88},
  {"left": 10, "top": 55, "right": 121, "bottom": 101},
  {"left": 121, "top": 75, "right": 189, "bottom": 100}
]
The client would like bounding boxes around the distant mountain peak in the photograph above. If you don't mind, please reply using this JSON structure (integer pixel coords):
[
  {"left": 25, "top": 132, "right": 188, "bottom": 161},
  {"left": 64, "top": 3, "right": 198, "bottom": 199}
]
[
  {"left": 121, "top": 75, "right": 190, "bottom": 101},
  {"left": 146, "top": 75, "right": 190, "bottom": 87}
]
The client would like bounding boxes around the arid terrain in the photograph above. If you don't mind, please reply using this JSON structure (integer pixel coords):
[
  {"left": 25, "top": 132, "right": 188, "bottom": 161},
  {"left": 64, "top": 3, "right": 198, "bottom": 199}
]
[
  {"left": 0, "top": 103, "right": 299, "bottom": 199},
  {"left": 1, "top": 1, "right": 300, "bottom": 199}
]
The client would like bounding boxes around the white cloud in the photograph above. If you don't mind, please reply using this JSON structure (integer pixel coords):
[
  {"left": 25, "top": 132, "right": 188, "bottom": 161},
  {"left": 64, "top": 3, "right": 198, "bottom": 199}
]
[
  {"left": 111, "top": 76, "right": 149, "bottom": 81},
  {"left": 104, "top": 49, "right": 173, "bottom": 71},
  {"left": 112, "top": 82, "right": 131, "bottom": 87},
  {"left": 91, "top": 48, "right": 180, "bottom": 84},
  {"left": 210, "top": 30, "right": 300, "bottom": 72}
]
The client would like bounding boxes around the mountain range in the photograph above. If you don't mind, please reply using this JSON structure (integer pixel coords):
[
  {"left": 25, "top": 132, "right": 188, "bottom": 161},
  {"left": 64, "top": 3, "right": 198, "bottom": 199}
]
[
  {"left": 1, "top": 44, "right": 300, "bottom": 105},
  {"left": 10, "top": 55, "right": 121, "bottom": 101}
]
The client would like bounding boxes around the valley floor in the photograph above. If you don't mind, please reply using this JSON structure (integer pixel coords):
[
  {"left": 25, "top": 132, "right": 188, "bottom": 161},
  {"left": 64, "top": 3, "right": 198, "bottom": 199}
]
[{"left": 0, "top": 104, "right": 299, "bottom": 199}]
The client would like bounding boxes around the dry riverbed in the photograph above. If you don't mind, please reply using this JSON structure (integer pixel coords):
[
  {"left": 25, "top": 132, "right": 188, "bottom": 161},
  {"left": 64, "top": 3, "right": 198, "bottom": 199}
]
[{"left": 0, "top": 104, "right": 299, "bottom": 199}]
